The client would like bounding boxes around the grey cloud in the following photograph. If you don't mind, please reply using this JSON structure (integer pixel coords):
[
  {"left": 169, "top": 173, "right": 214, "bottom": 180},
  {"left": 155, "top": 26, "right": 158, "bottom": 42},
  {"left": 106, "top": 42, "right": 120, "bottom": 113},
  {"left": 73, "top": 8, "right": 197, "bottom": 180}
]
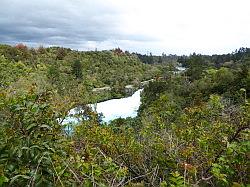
[{"left": 0, "top": 0, "right": 150, "bottom": 48}]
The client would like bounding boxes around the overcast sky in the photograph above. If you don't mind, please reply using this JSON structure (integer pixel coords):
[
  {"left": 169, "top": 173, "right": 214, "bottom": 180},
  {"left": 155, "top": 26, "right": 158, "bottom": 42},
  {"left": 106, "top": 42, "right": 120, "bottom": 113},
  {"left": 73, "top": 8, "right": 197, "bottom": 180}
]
[{"left": 0, "top": 0, "right": 250, "bottom": 55}]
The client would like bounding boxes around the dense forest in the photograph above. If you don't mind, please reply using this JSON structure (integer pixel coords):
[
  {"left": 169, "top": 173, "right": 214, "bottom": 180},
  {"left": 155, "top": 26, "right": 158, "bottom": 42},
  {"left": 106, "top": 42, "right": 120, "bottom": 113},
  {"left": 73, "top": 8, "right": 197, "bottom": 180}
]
[{"left": 0, "top": 44, "right": 249, "bottom": 186}]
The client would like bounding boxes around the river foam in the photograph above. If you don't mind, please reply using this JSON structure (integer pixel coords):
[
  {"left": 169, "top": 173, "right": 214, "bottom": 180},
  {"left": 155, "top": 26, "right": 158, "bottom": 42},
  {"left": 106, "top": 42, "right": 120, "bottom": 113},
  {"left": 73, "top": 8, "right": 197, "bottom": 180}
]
[
  {"left": 62, "top": 89, "right": 143, "bottom": 126},
  {"left": 90, "top": 89, "right": 143, "bottom": 122}
]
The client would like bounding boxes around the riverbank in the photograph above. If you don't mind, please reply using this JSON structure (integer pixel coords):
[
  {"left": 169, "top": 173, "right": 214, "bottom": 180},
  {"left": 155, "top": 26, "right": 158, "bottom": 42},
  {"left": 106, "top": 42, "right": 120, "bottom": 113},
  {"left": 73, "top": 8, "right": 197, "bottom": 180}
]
[{"left": 90, "top": 78, "right": 154, "bottom": 103}]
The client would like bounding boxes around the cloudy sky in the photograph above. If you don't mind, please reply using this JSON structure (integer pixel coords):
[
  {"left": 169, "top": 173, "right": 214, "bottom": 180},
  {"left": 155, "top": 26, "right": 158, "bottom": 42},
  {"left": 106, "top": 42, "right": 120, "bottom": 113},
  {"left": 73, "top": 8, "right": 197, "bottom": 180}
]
[{"left": 0, "top": 0, "right": 250, "bottom": 55}]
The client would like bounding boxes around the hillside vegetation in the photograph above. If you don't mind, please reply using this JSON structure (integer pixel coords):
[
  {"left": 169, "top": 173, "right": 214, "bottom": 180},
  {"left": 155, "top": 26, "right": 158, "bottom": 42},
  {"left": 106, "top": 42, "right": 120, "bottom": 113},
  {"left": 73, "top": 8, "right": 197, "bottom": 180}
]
[
  {"left": 0, "top": 44, "right": 159, "bottom": 104},
  {"left": 0, "top": 44, "right": 249, "bottom": 186}
]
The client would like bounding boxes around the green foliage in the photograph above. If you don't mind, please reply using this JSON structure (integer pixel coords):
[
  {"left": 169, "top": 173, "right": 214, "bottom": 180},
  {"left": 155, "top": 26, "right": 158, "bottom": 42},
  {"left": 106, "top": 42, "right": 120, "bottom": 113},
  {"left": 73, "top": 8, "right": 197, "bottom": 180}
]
[
  {"left": 0, "top": 55, "right": 29, "bottom": 87},
  {"left": 0, "top": 44, "right": 249, "bottom": 186},
  {"left": 0, "top": 90, "right": 67, "bottom": 186},
  {"left": 71, "top": 60, "right": 83, "bottom": 80},
  {"left": 0, "top": 90, "right": 128, "bottom": 186},
  {"left": 185, "top": 54, "right": 210, "bottom": 81},
  {"left": 0, "top": 44, "right": 159, "bottom": 103},
  {"left": 169, "top": 172, "right": 185, "bottom": 187}
]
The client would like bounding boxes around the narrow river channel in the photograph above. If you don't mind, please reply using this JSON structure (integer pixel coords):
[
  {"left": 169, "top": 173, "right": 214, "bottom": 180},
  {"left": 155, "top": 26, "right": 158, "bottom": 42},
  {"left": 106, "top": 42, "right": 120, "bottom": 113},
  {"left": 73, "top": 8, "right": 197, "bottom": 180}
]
[{"left": 62, "top": 89, "right": 143, "bottom": 126}]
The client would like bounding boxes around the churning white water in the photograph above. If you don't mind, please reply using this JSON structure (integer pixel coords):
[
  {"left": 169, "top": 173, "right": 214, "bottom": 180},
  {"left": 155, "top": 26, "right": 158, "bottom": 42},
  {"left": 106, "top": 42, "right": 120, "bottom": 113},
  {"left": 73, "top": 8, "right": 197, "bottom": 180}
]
[
  {"left": 62, "top": 89, "right": 143, "bottom": 125},
  {"left": 91, "top": 89, "right": 143, "bottom": 122}
]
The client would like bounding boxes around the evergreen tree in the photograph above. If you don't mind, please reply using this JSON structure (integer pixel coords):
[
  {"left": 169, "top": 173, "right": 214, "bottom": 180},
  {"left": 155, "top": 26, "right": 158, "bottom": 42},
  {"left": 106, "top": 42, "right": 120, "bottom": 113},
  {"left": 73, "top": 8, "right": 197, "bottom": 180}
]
[{"left": 71, "top": 60, "right": 83, "bottom": 80}]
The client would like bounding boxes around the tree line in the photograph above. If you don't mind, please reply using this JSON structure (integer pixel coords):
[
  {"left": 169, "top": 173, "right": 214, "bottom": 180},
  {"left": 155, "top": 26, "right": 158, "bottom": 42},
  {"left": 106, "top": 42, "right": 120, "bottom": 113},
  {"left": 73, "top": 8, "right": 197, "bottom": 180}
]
[{"left": 0, "top": 44, "right": 249, "bottom": 186}]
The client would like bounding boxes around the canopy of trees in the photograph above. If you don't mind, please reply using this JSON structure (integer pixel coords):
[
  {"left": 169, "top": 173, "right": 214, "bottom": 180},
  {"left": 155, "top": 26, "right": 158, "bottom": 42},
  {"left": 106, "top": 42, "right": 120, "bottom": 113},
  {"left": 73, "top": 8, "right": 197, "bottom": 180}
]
[{"left": 0, "top": 44, "right": 249, "bottom": 186}]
